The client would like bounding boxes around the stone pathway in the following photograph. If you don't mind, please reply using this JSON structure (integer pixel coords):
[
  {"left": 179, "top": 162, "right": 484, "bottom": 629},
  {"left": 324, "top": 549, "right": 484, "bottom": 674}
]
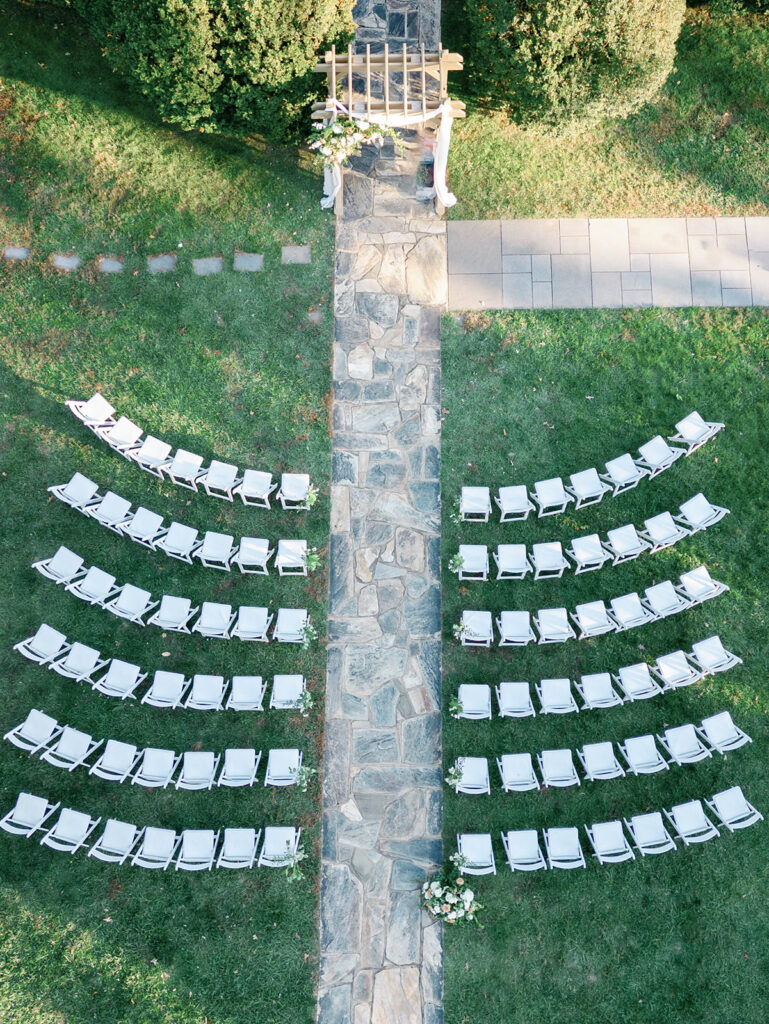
[
  {"left": 447, "top": 216, "right": 769, "bottom": 309},
  {"left": 2, "top": 245, "right": 309, "bottom": 274}
]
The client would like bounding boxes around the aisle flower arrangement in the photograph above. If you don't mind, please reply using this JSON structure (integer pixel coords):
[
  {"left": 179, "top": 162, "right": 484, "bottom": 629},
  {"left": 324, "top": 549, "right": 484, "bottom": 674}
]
[
  {"left": 307, "top": 118, "right": 398, "bottom": 166},
  {"left": 422, "top": 853, "right": 484, "bottom": 926}
]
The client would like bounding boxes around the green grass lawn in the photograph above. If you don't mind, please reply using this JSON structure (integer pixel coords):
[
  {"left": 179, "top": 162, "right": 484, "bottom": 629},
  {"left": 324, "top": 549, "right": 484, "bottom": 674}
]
[
  {"left": 0, "top": 4, "right": 333, "bottom": 1023},
  {"left": 440, "top": 307, "right": 769, "bottom": 1024},
  {"left": 446, "top": 8, "right": 769, "bottom": 220}
]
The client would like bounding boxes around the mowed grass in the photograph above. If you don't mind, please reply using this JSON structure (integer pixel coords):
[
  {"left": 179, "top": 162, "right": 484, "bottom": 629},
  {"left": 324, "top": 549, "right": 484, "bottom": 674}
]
[
  {"left": 440, "top": 308, "right": 769, "bottom": 1024},
  {"left": 446, "top": 8, "right": 769, "bottom": 219},
  {"left": 0, "top": 5, "right": 333, "bottom": 1024}
]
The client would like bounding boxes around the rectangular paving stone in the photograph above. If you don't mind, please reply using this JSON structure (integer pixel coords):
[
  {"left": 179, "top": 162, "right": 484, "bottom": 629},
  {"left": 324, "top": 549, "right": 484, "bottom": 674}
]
[
  {"left": 531, "top": 255, "right": 551, "bottom": 282},
  {"left": 592, "top": 272, "right": 623, "bottom": 308},
  {"left": 716, "top": 217, "right": 746, "bottom": 235},
  {"left": 721, "top": 269, "right": 751, "bottom": 290},
  {"left": 501, "top": 218, "right": 559, "bottom": 254},
  {"left": 691, "top": 271, "right": 722, "bottom": 306},
  {"left": 561, "top": 234, "right": 590, "bottom": 255},
  {"left": 722, "top": 288, "right": 753, "bottom": 306},
  {"left": 628, "top": 217, "right": 688, "bottom": 254},
  {"left": 147, "top": 253, "right": 177, "bottom": 274},
  {"left": 532, "top": 281, "right": 553, "bottom": 308},
  {"left": 234, "top": 251, "right": 264, "bottom": 271},
  {"left": 746, "top": 217, "right": 769, "bottom": 251},
  {"left": 622, "top": 290, "right": 653, "bottom": 308},
  {"left": 447, "top": 273, "right": 502, "bottom": 310},
  {"left": 749, "top": 253, "right": 769, "bottom": 304},
  {"left": 282, "top": 244, "right": 311, "bottom": 264},
  {"left": 559, "top": 218, "right": 589, "bottom": 236},
  {"left": 687, "top": 217, "right": 716, "bottom": 236},
  {"left": 502, "top": 273, "right": 533, "bottom": 309},
  {"left": 650, "top": 253, "right": 692, "bottom": 306},
  {"left": 192, "top": 256, "right": 222, "bottom": 276},
  {"left": 98, "top": 256, "right": 124, "bottom": 274},
  {"left": 502, "top": 254, "right": 531, "bottom": 274},
  {"left": 447, "top": 220, "right": 501, "bottom": 274},
  {"left": 689, "top": 233, "right": 748, "bottom": 271},
  {"left": 551, "top": 254, "right": 592, "bottom": 308},
  {"left": 621, "top": 271, "right": 651, "bottom": 291},
  {"left": 52, "top": 253, "right": 80, "bottom": 271},
  {"left": 589, "top": 218, "right": 629, "bottom": 272},
  {"left": 3, "top": 245, "right": 30, "bottom": 261},
  {"left": 630, "top": 253, "right": 650, "bottom": 271}
]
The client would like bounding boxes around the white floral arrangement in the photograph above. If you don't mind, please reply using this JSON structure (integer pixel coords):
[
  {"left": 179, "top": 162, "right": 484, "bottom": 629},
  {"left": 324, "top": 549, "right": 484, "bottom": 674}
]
[
  {"left": 301, "top": 620, "right": 319, "bottom": 649},
  {"left": 448, "top": 553, "right": 465, "bottom": 574},
  {"left": 445, "top": 760, "right": 464, "bottom": 787},
  {"left": 296, "top": 688, "right": 315, "bottom": 718},
  {"left": 448, "top": 694, "right": 464, "bottom": 719},
  {"left": 451, "top": 622, "right": 467, "bottom": 643},
  {"left": 307, "top": 118, "right": 399, "bottom": 167},
  {"left": 422, "top": 854, "right": 484, "bottom": 926}
]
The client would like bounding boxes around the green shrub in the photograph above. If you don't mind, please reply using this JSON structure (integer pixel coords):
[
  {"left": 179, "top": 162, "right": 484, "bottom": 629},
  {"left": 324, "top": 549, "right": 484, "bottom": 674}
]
[{"left": 452, "top": 0, "right": 686, "bottom": 132}]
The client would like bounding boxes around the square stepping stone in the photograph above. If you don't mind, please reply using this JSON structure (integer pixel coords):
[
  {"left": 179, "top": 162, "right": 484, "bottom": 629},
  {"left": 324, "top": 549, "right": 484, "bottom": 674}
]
[
  {"left": 650, "top": 253, "right": 692, "bottom": 306},
  {"left": 502, "top": 254, "right": 531, "bottom": 274},
  {"left": 551, "top": 254, "right": 592, "bottom": 308},
  {"left": 746, "top": 217, "right": 769, "bottom": 251},
  {"left": 559, "top": 218, "right": 589, "bottom": 236},
  {"left": 51, "top": 253, "right": 81, "bottom": 271},
  {"left": 502, "top": 273, "right": 533, "bottom": 309},
  {"left": 447, "top": 273, "right": 502, "bottom": 310},
  {"left": 687, "top": 217, "right": 716, "bottom": 236},
  {"left": 98, "top": 256, "right": 124, "bottom": 274},
  {"left": 621, "top": 271, "right": 651, "bottom": 291},
  {"left": 689, "top": 234, "right": 748, "bottom": 272},
  {"left": 721, "top": 269, "right": 750, "bottom": 291},
  {"left": 716, "top": 217, "right": 746, "bottom": 235},
  {"left": 447, "top": 221, "right": 502, "bottom": 274},
  {"left": 282, "top": 244, "right": 311, "bottom": 264},
  {"left": 233, "top": 251, "right": 264, "bottom": 272},
  {"left": 532, "top": 255, "right": 551, "bottom": 282},
  {"left": 691, "top": 271, "right": 722, "bottom": 306},
  {"left": 501, "top": 218, "right": 559, "bottom": 255},
  {"left": 628, "top": 217, "right": 687, "bottom": 254},
  {"left": 561, "top": 234, "right": 590, "bottom": 255},
  {"left": 623, "top": 290, "right": 653, "bottom": 308},
  {"left": 148, "top": 253, "right": 177, "bottom": 274},
  {"left": 630, "top": 253, "right": 650, "bottom": 271},
  {"left": 192, "top": 256, "right": 223, "bottom": 276},
  {"left": 3, "top": 245, "right": 30, "bottom": 261},
  {"left": 722, "top": 288, "right": 752, "bottom": 307},
  {"left": 589, "top": 218, "right": 629, "bottom": 272},
  {"left": 592, "top": 272, "right": 623, "bottom": 307},
  {"left": 532, "top": 281, "right": 553, "bottom": 308}
]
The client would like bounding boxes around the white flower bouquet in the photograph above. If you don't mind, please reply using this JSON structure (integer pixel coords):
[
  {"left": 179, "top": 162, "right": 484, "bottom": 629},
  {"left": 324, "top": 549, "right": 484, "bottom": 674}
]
[
  {"left": 422, "top": 853, "right": 484, "bottom": 926},
  {"left": 307, "top": 118, "right": 399, "bottom": 167}
]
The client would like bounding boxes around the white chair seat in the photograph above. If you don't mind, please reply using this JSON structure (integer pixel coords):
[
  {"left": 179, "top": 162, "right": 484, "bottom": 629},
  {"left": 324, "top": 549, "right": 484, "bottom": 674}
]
[
  {"left": 544, "top": 827, "right": 585, "bottom": 869},
  {"left": 567, "top": 533, "right": 610, "bottom": 573},
  {"left": 66, "top": 393, "right": 115, "bottom": 429},
  {"left": 269, "top": 675, "right": 305, "bottom": 709},
  {"left": 96, "top": 416, "right": 142, "bottom": 453},
  {"left": 33, "top": 546, "right": 85, "bottom": 584},
  {"left": 176, "top": 829, "right": 219, "bottom": 871},
  {"left": 653, "top": 650, "right": 700, "bottom": 689},
  {"left": 460, "top": 486, "right": 491, "bottom": 521},
  {"left": 532, "top": 542, "right": 568, "bottom": 580},
  {"left": 573, "top": 600, "right": 615, "bottom": 639},
  {"left": 454, "top": 757, "right": 490, "bottom": 795},
  {"left": 217, "top": 827, "right": 260, "bottom": 869},
  {"left": 104, "top": 583, "right": 156, "bottom": 624},
  {"left": 157, "top": 522, "right": 201, "bottom": 563},
  {"left": 620, "top": 734, "right": 667, "bottom": 775},
  {"left": 461, "top": 610, "right": 493, "bottom": 646},
  {"left": 602, "top": 453, "right": 647, "bottom": 494},
  {"left": 89, "top": 819, "right": 142, "bottom": 864},
  {"left": 605, "top": 524, "right": 650, "bottom": 564},
  {"left": 644, "top": 580, "right": 689, "bottom": 618},
  {"left": 625, "top": 811, "right": 676, "bottom": 855},
  {"left": 201, "top": 460, "right": 240, "bottom": 501},
  {"left": 233, "top": 606, "right": 273, "bottom": 641},
  {"left": 41, "top": 808, "right": 101, "bottom": 853},
  {"left": 677, "top": 565, "right": 728, "bottom": 604},
  {"left": 669, "top": 410, "right": 724, "bottom": 453},
  {"left": 121, "top": 507, "right": 166, "bottom": 547},
  {"left": 641, "top": 510, "right": 689, "bottom": 552},
  {"left": 699, "top": 711, "right": 751, "bottom": 753},
  {"left": 193, "top": 602, "right": 234, "bottom": 639},
  {"left": 234, "top": 469, "right": 276, "bottom": 507},
  {"left": 502, "top": 830, "right": 546, "bottom": 871},
  {"left": 578, "top": 741, "right": 624, "bottom": 781},
  {"left": 496, "top": 681, "right": 535, "bottom": 718},
  {"left": 456, "top": 833, "right": 496, "bottom": 874},
  {"left": 176, "top": 751, "right": 218, "bottom": 790},
  {"left": 48, "top": 472, "right": 100, "bottom": 510},
  {"left": 131, "top": 827, "right": 179, "bottom": 869},
  {"left": 456, "top": 544, "right": 488, "bottom": 581},
  {"left": 231, "top": 536, "right": 272, "bottom": 574},
  {"left": 228, "top": 675, "right": 266, "bottom": 711},
  {"left": 538, "top": 749, "right": 580, "bottom": 788},
  {"left": 637, "top": 435, "right": 685, "bottom": 476},
  {"left": 4, "top": 709, "right": 61, "bottom": 752},
  {"left": 497, "top": 753, "right": 539, "bottom": 792},
  {"left": 276, "top": 539, "right": 309, "bottom": 575},
  {"left": 196, "top": 531, "right": 235, "bottom": 570},
  {"left": 677, "top": 492, "right": 729, "bottom": 532},
  {"left": 537, "top": 678, "right": 578, "bottom": 715},
  {"left": 495, "top": 485, "right": 534, "bottom": 521},
  {"left": 185, "top": 674, "right": 225, "bottom": 710},
  {"left": 660, "top": 724, "right": 710, "bottom": 765},
  {"left": 147, "top": 595, "right": 198, "bottom": 633},
  {"left": 89, "top": 739, "right": 139, "bottom": 782},
  {"left": 142, "top": 671, "right": 188, "bottom": 709},
  {"left": 567, "top": 467, "right": 610, "bottom": 507},
  {"left": 615, "top": 663, "right": 662, "bottom": 701},
  {"left": 258, "top": 827, "right": 300, "bottom": 867},
  {"left": 666, "top": 800, "right": 719, "bottom": 845},
  {"left": 218, "top": 748, "right": 260, "bottom": 787},
  {"left": 532, "top": 476, "right": 572, "bottom": 517},
  {"left": 41, "top": 726, "right": 101, "bottom": 771},
  {"left": 610, "top": 591, "right": 656, "bottom": 631},
  {"left": 273, "top": 608, "right": 308, "bottom": 643},
  {"left": 165, "top": 449, "right": 204, "bottom": 490},
  {"left": 498, "top": 610, "right": 536, "bottom": 646},
  {"left": 494, "top": 544, "right": 531, "bottom": 579},
  {"left": 707, "top": 786, "right": 763, "bottom": 832},
  {"left": 535, "top": 608, "right": 575, "bottom": 644},
  {"left": 456, "top": 684, "right": 492, "bottom": 719},
  {"left": 691, "top": 635, "right": 741, "bottom": 675},
  {"left": 278, "top": 473, "right": 311, "bottom": 509},
  {"left": 66, "top": 565, "right": 117, "bottom": 605},
  {"left": 586, "top": 820, "right": 634, "bottom": 864},
  {"left": 576, "top": 672, "right": 623, "bottom": 710},
  {"left": 132, "top": 748, "right": 180, "bottom": 788},
  {"left": 1, "top": 792, "right": 60, "bottom": 837},
  {"left": 14, "top": 623, "right": 69, "bottom": 665},
  {"left": 129, "top": 435, "right": 172, "bottom": 476},
  {"left": 265, "top": 748, "right": 301, "bottom": 786}
]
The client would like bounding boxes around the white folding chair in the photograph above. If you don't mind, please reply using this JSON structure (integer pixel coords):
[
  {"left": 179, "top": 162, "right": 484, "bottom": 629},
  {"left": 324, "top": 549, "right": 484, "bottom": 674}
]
[
  {"left": 89, "top": 820, "right": 144, "bottom": 864},
  {"left": 497, "top": 610, "right": 537, "bottom": 646},
  {"left": 707, "top": 786, "right": 763, "bottom": 833},
  {"left": 566, "top": 468, "right": 611, "bottom": 508},
  {"left": 0, "top": 793, "right": 60, "bottom": 837},
  {"left": 452, "top": 757, "right": 491, "bottom": 795},
  {"left": 456, "top": 684, "right": 492, "bottom": 720},
  {"left": 677, "top": 565, "right": 729, "bottom": 605},
  {"left": 636, "top": 435, "right": 685, "bottom": 478},
  {"left": 89, "top": 739, "right": 140, "bottom": 782},
  {"left": 669, "top": 410, "right": 724, "bottom": 454},
  {"left": 675, "top": 493, "right": 729, "bottom": 533},
  {"left": 601, "top": 453, "right": 647, "bottom": 495},
  {"left": 698, "top": 711, "right": 751, "bottom": 753},
  {"left": 531, "top": 542, "right": 569, "bottom": 580},
  {"left": 461, "top": 610, "right": 493, "bottom": 647},
  {"left": 497, "top": 753, "right": 539, "bottom": 792},
  {"left": 32, "top": 545, "right": 85, "bottom": 585},
  {"left": 460, "top": 486, "right": 491, "bottom": 522},
  {"left": 132, "top": 748, "right": 181, "bottom": 789},
  {"left": 536, "top": 678, "right": 578, "bottom": 715},
  {"left": 230, "top": 537, "right": 272, "bottom": 574},
  {"left": 176, "top": 751, "right": 220, "bottom": 791},
  {"left": 65, "top": 565, "right": 118, "bottom": 606},
  {"left": 195, "top": 531, "right": 236, "bottom": 571},
  {"left": 156, "top": 522, "right": 202, "bottom": 563},
  {"left": 644, "top": 580, "right": 690, "bottom": 619},
  {"left": 652, "top": 650, "right": 701, "bottom": 689},
  {"left": 47, "top": 473, "right": 100, "bottom": 511},
  {"left": 233, "top": 469, "right": 276, "bottom": 508},
  {"left": 185, "top": 674, "right": 225, "bottom": 711},
  {"left": 164, "top": 449, "right": 205, "bottom": 491},
  {"left": 14, "top": 624, "right": 69, "bottom": 665},
  {"left": 495, "top": 485, "right": 534, "bottom": 522},
  {"left": 176, "top": 829, "right": 219, "bottom": 870},
  {"left": 578, "top": 741, "right": 624, "bottom": 781},
  {"left": 141, "top": 671, "right": 190, "bottom": 709},
  {"left": 218, "top": 748, "right": 260, "bottom": 788},
  {"left": 534, "top": 607, "right": 575, "bottom": 644},
  {"left": 227, "top": 675, "right": 267, "bottom": 711},
  {"left": 277, "top": 473, "right": 311, "bottom": 511},
  {"left": 200, "top": 460, "right": 240, "bottom": 501},
  {"left": 614, "top": 663, "right": 662, "bottom": 702},
  {"left": 658, "top": 723, "right": 711, "bottom": 765},
  {"left": 455, "top": 544, "right": 489, "bottom": 581},
  {"left": 268, "top": 675, "right": 305, "bottom": 710},
  {"left": 264, "top": 748, "right": 302, "bottom": 786},
  {"left": 192, "top": 602, "right": 235, "bottom": 639},
  {"left": 567, "top": 533, "right": 611, "bottom": 574},
  {"left": 40, "top": 726, "right": 102, "bottom": 772},
  {"left": 493, "top": 544, "right": 532, "bottom": 580},
  {"left": 665, "top": 800, "right": 719, "bottom": 845},
  {"left": 640, "top": 511, "right": 689, "bottom": 553},
  {"left": 572, "top": 600, "right": 616, "bottom": 640},
  {"left": 275, "top": 539, "right": 309, "bottom": 577},
  {"left": 604, "top": 524, "right": 650, "bottom": 565},
  {"left": 4, "top": 709, "right": 61, "bottom": 753},
  {"left": 538, "top": 748, "right": 580, "bottom": 788},
  {"left": 690, "top": 636, "right": 742, "bottom": 675},
  {"left": 272, "top": 608, "right": 308, "bottom": 643},
  {"left": 87, "top": 491, "right": 132, "bottom": 533},
  {"left": 501, "top": 830, "right": 546, "bottom": 872},
  {"left": 619, "top": 734, "right": 668, "bottom": 775},
  {"left": 147, "top": 595, "right": 199, "bottom": 633},
  {"left": 544, "top": 827, "right": 585, "bottom": 869},
  {"left": 128, "top": 435, "right": 173, "bottom": 477},
  {"left": 217, "top": 827, "right": 261, "bottom": 869},
  {"left": 610, "top": 591, "right": 657, "bottom": 632},
  {"left": 576, "top": 672, "right": 623, "bottom": 710},
  {"left": 531, "top": 477, "right": 573, "bottom": 517},
  {"left": 40, "top": 808, "right": 101, "bottom": 854},
  {"left": 496, "top": 681, "right": 535, "bottom": 718},
  {"left": 131, "top": 827, "right": 180, "bottom": 869},
  {"left": 456, "top": 833, "right": 496, "bottom": 875},
  {"left": 585, "top": 820, "right": 635, "bottom": 864},
  {"left": 233, "top": 606, "right": 273, "bottom": 642},
  {"left": 95, "top": 416, "right": 143, "bottom": 456},
  {"left": 258, "top": 827, "right": 301, "bottom": 868},
  {"left": 624, "top": 811, "right": 676, "bottom": 856},
  {"left": 103, "top": 583, "right": 158, "bottom": 625},
  {"left": 120, "top": 506, "right": 166, "bottom": 548},
  {"left": 66, "top": 393, "right": 115, "bottom": 430}
]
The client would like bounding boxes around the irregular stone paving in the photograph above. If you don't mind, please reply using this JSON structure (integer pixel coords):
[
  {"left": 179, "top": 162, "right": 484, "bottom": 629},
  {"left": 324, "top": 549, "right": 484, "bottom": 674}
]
[
  {"left": 447, "top": 216, "right": 769, "bottom": 309},
  {"left": 2, "top": 246, "right": 309, "bottom": 273},
  {"left": 318, "top": 135, "right": 445, "bottom": 1023},
  {"left": 353, "top": 0, "right": 439, "bottom": 50}
]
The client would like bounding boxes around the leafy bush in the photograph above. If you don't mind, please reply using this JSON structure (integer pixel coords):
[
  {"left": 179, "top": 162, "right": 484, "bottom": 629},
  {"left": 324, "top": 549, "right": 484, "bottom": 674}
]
[{"left": 451, "top": 0, "right": 687, "bottom": 132}]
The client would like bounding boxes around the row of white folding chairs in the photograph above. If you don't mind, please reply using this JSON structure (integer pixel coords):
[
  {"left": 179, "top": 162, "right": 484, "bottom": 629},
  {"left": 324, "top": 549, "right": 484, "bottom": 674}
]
[
  {"left": 457, "top": 787, "right": 762, "bottom": 873},
  {"left": 459, "top": 565, "right": 727, "bottom": 647},
  {"left": 460, "top": 411, "right": 724, "bottom": 522},
  {"left": 455, "top": 493, "right": 729, "bottom": 581},
  {"left": 66, "top": 393, "right": 312, "bottom": 509},
  {"left": 33, "top": 547, "right": 311, "bottom": 641},
  {"left": 14, "top": 627, "right": 309, "bottom": 708},
  {"left": 4, "top": 711, "right": 305, "bottom": 788},
  {"left": 448, "top": 714, "right": 750, "bottom": 794},
  {"left": 454, "top": 636, "right": 741, "bottom": 719},
  {"left": 49, "top": 474, "right": 310, "bottom": 575},
  {"left": 1, "top": 794, "right": 301, "bottom": 870}
]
